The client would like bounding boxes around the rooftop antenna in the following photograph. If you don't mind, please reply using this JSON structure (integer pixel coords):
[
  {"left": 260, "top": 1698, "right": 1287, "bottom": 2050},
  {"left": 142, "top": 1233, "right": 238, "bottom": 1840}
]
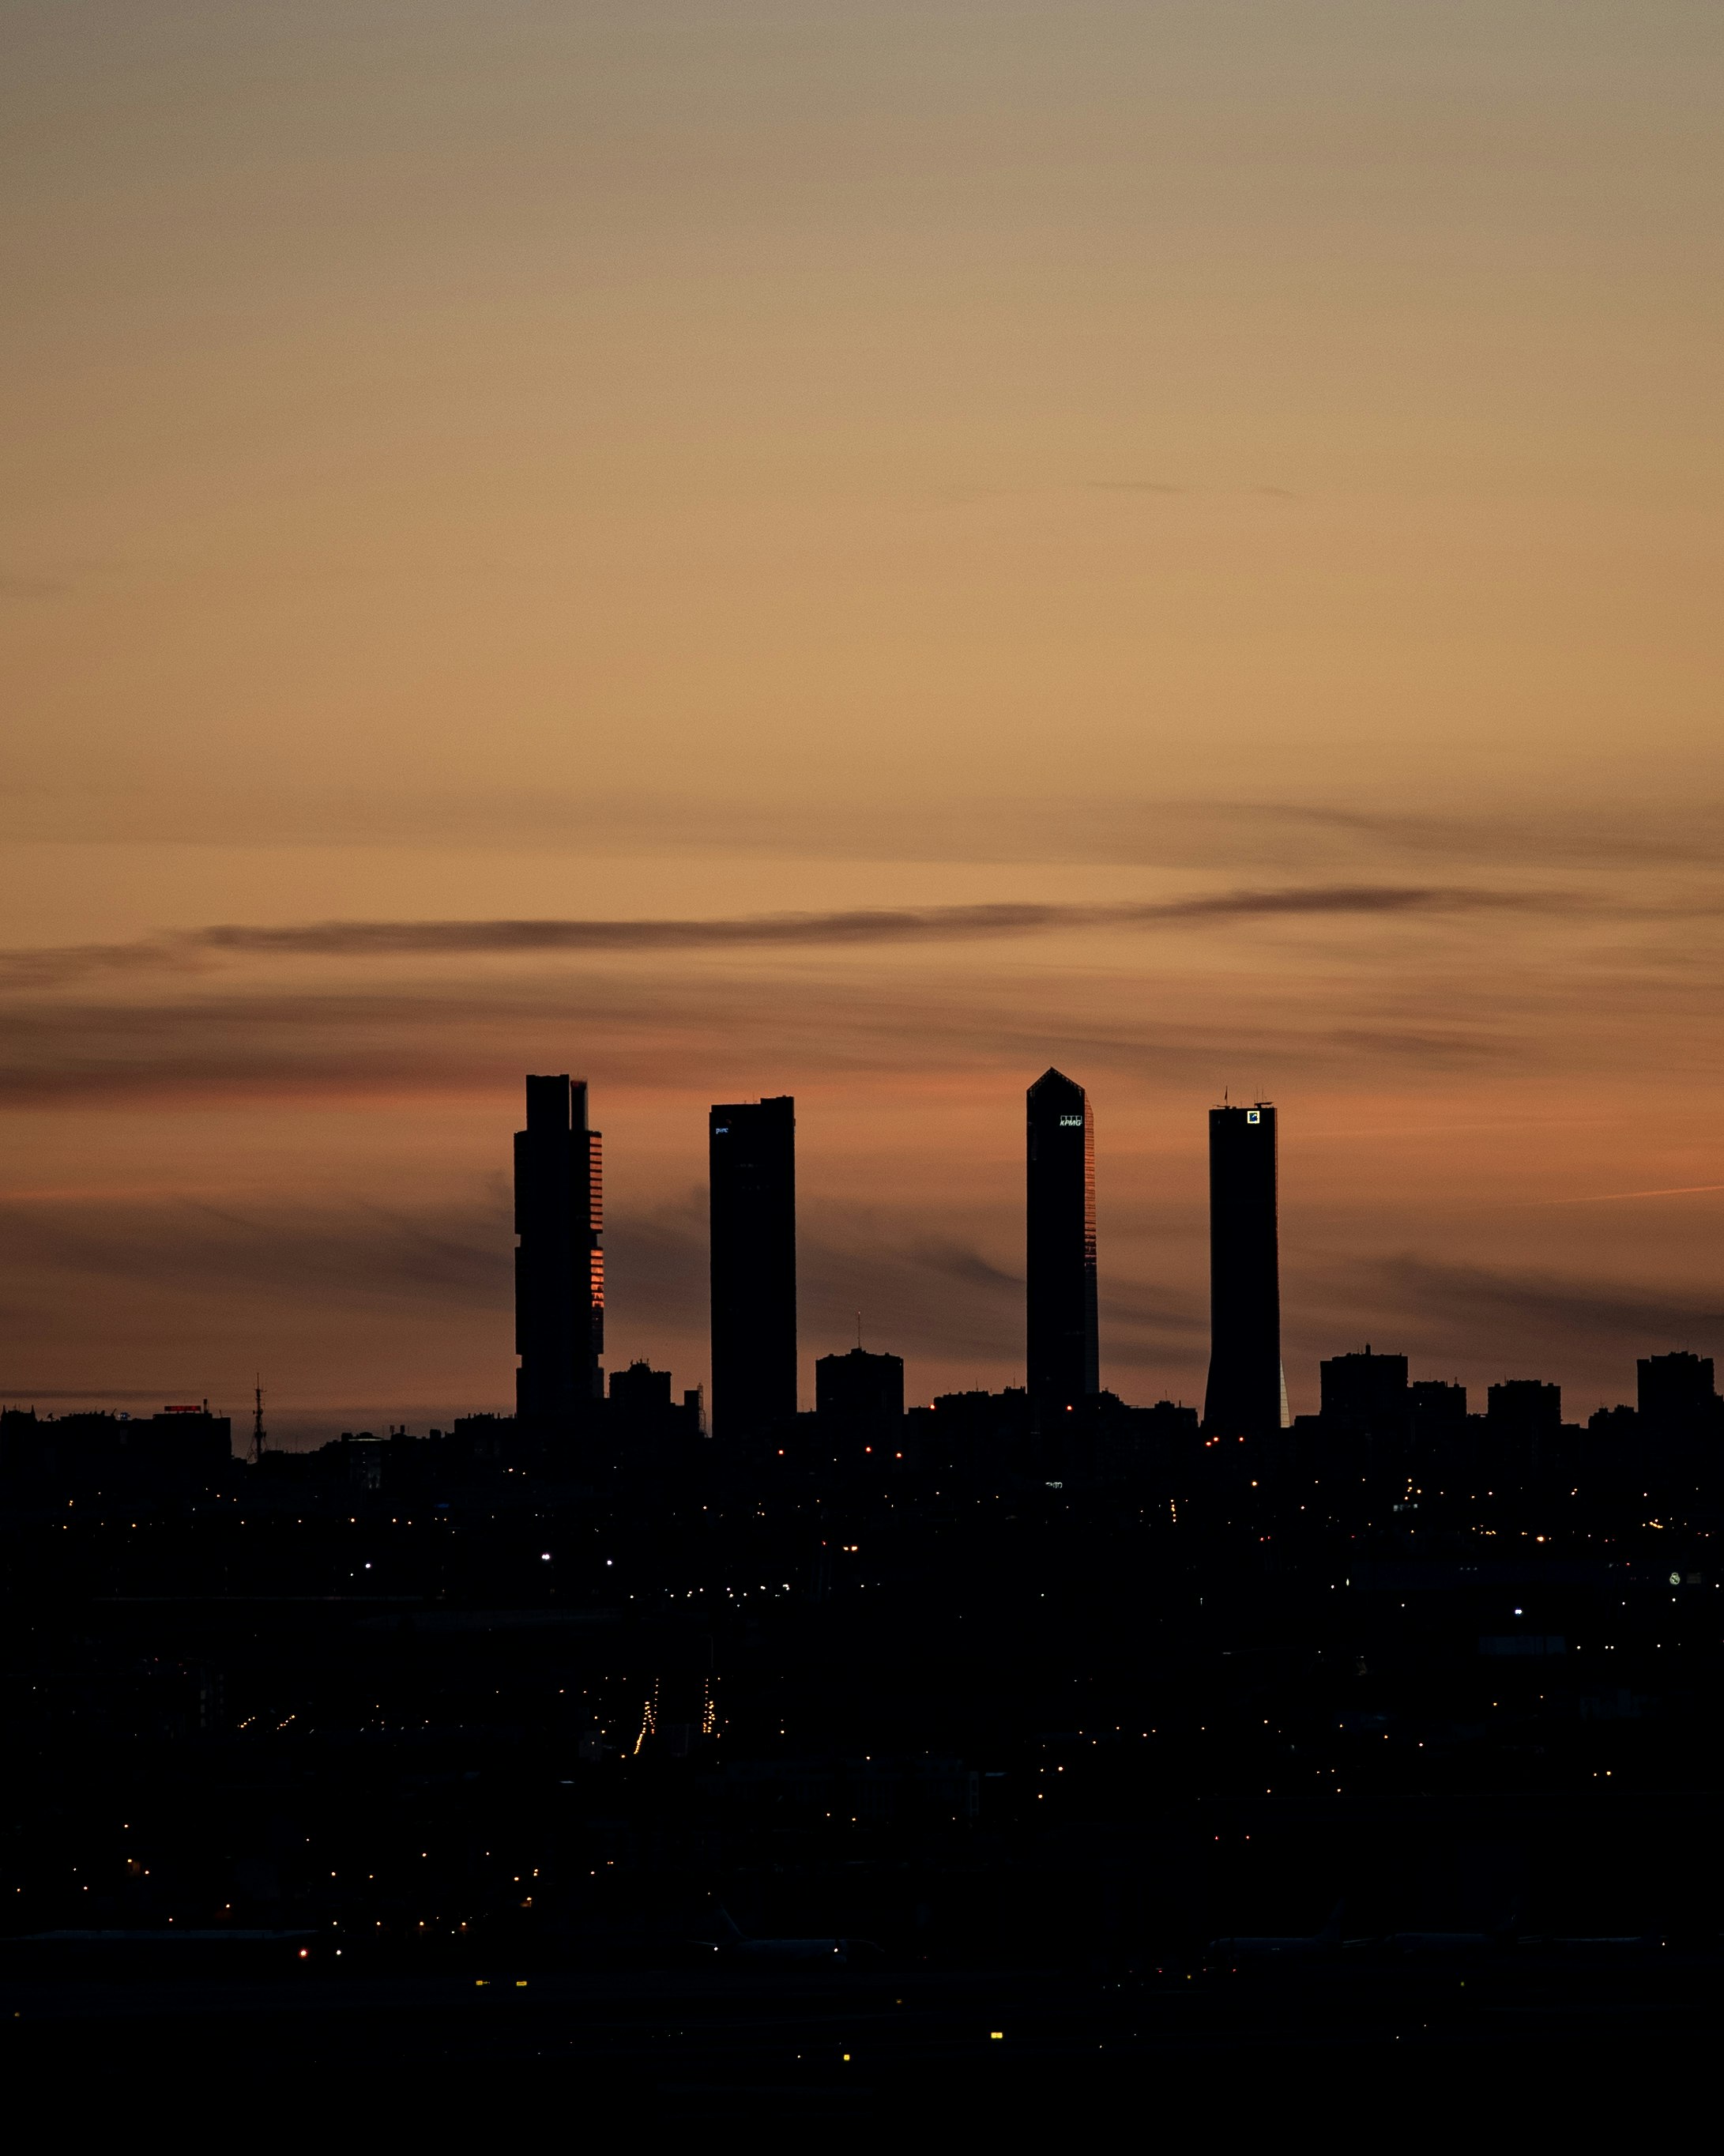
[
  {"left": 856, "top": 1310, "right": 864, "bottom": 1351},
  {"left": 252, "top": 1377, "right": 267, "bottom": 1465}
]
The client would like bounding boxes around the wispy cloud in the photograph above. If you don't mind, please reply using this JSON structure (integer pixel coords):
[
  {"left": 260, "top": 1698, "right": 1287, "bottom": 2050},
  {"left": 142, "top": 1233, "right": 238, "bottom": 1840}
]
[
  {"left": 1355, "top": 1254, "right": 1724, "bottom": 1356},
  {"left": 12, "top": 782, "right": 1724, "bottom": 876},
  {"left": 0, "top": 968, "right": 1535, "bottom": 1111},
  {"left": 1267, "top": 801, "right": 1724, "bottom": 871},
  {"left": 1525, "top": 1181, "right": 1724, "bottom": 1208},
  {"left": 0, "top": 1191, "right": 514, "bottom": 1311},
  {"left": 0, "top": 884, "right": 1568, "bottom": 990}
]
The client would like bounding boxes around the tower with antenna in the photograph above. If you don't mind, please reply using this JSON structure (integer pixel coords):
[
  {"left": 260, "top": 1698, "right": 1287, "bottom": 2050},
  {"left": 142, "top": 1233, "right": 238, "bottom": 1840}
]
[{"left": 252, "top": 1378, "right": 267, "bottom": 1464}]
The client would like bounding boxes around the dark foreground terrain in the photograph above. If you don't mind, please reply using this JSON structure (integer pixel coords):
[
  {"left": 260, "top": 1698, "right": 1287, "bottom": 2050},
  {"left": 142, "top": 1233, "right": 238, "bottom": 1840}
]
[
  {"left": 4, "top": 1415, "right": 1721, "bottom": 2115},
  {"left": 6, "top": 1951, "right": 1722, "bottom": 2117}
]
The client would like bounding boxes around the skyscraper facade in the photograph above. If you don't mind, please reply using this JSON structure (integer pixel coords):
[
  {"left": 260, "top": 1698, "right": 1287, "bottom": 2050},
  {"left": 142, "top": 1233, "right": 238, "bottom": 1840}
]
[
  {"left": 514, "top": 1075, "right": 604, "bottom": 1424},
  {"left": 709, "top": 1095, "right": 797, "bottom": 1439},
  {"left": 1203, "top": 1101, "right": 1283, "bottom": 1438},
  {"left": 1026, "top": 1067, "right": 1098, "bottom": 1409}
]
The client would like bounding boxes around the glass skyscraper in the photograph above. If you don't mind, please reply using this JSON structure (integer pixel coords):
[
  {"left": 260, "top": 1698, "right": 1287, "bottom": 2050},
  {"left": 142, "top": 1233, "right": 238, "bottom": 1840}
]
[
  {"left": 1203, "top": 1100, "right": 1284, "bottom": 1438},
  {"left": 1026, "top": 1067, "right": 1098, "bottom": 1409},
  {"left": 709, "top": 1095, "right": 797, "bottom": 1440},
  {"left": 514, "top": 1074, "right": 604, "bottom": 1424}
]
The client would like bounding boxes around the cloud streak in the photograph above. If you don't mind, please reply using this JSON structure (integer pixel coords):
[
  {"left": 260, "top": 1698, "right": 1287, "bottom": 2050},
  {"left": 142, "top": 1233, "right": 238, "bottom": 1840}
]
[
  {"left": 0, "top": 884, "right": 1568, "bottom": 989},
  {"left": 0, "top": 1192, "right": 514, "bottom": 1312},
  {"left": 1527, "top": 1182, "right": 1724, "bottom": 1208},
  {"left": 0, "top": 968, "right": 1528, "bottom": 1110},
  {"left": 1353, "top": 1255, "right": 1724, "bottom": 1356}
]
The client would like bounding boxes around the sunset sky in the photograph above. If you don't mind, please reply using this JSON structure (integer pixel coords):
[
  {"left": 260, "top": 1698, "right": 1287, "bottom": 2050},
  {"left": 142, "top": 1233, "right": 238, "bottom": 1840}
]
[{"left": 5, "top": 2, "right": 1722, "bottom": 1439}]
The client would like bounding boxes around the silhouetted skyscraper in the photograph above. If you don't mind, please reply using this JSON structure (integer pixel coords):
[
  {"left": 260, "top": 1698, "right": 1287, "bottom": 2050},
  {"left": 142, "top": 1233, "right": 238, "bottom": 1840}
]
[
  {"left": 710, "top": 1095, "right": 796, "bottom": 1439},
  {"left": 514, "top": 1075, "right": 603, "bottom": 1424},
  {"left": 1203, "top": 1101, "right": 1283, "bottom": 1438},
  {"left": 1026, "top": 1068, "right": 1098, "bottom": 1409}
]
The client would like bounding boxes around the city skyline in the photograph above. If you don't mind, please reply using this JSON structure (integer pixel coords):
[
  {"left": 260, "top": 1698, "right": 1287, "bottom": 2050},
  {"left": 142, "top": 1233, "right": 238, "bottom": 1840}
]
[
  {"left": 9, "top": 870, "right": 1724, "bottom": 1439},
  {"left": 5, "top": 2, "right": 1723, "bottom": 1439},
  {"left": 4, "top": 2, "right": 1720, "bottom": 2094},
  {"left": 9, "top": 1060, "right": 1715, "bottom": 1450}
]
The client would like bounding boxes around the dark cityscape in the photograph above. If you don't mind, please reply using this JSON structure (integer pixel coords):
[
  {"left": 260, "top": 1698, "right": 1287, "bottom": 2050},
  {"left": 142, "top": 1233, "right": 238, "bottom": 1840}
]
[
  {"left": 2, "top": 1069, "right": 1719, "bottom": 2111},
  {"left": 6, "top": 0, "right": 1722, "bottom": 2120}
]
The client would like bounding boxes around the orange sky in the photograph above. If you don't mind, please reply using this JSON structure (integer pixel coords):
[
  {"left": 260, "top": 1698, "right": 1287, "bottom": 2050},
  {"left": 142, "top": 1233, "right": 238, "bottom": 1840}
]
[{"left": 4, "top": 3, "right": 1722, "bottom": 1439}]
